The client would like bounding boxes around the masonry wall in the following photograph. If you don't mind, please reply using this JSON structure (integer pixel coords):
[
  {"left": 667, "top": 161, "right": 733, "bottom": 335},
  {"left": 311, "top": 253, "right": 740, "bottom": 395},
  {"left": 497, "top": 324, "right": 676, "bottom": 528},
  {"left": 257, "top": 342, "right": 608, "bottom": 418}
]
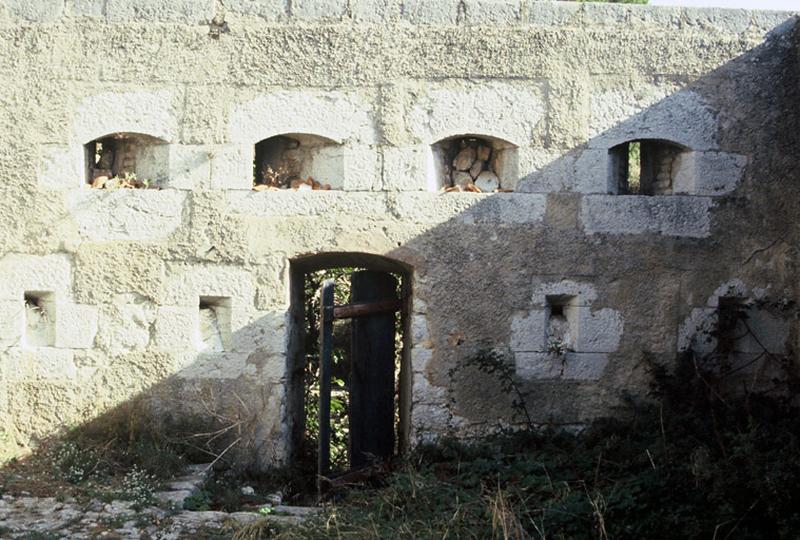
[{"left": 0, "top": 0, "right": 797, "bottom": 468}]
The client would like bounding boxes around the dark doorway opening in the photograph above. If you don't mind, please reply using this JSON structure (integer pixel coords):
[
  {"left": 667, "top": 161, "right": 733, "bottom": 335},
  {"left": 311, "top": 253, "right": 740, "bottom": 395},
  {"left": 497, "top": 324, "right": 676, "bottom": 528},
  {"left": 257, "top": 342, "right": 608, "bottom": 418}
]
[{"left": 286, "top": 254, "right": 412, "bottom": 488}]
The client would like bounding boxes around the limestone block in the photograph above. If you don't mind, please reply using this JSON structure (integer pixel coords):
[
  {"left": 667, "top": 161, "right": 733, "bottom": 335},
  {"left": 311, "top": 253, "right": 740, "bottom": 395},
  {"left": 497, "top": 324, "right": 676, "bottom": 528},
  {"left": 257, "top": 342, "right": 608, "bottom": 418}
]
[
  {"left": 153, "top": 306, "right": 196, "bottom": 351},
  {"left": 677, "top": 307, "right": 717, "bottom": 353},
  {"left": 513, "top": 148, "right": 561, "bottom": 193},
  {"left": 412, "top": 295, "right": 428, "bottom": 314},
  {"left": 224, "top": 0, "right": 285, "bottom": 20},
  {"left": 350, "top": 0, "right": 402, "bottom": 22},
  {"left": 65, "top": 189, "right": 187, "bottom": 242},
  {"left": 292, "top": 0, "right": 349, "bottom": 21},
  {"left": 683, "top": 8, "right": 752, "bottom": 35},
  {"left": 514, "top": 351, "right": 608, "bottom": 380},
  {"left": 464, "top": 0, "right": 521, "bottom": 25},
  {"left": 38, "top": 145, "right": 83, "bottom": 190},
  {"left": 587, "top": 90, "right": 718, "bottom": 152},
  {"left": 708, "top": 280, "right": 749, "bottom": 307},
  {"left": 531, "top": 280, "right": 597, "bottom": 307},
  {"left": 411, "top": 346, "right": 433, "bottom": 372},
  {"left": 55, "top": 304, "right": 98, "bottom": 349},
  {"left": 580, "top": 3, "right": 629, "bottom": 26},
  {"left": 510, "top": 310, "right": 546, "bottom": 352},
  {"left": 74, "top": 90, "right": 179, "bottom": 145},
  {"left": 389, "top": 192, "right": 546, "bottom": 225},
  {"left": 226, "top": 191, "right": 390, "bottom": 218},
  {"left": 399, "top": 0, "right": 461, "bottom": 24},
  {"left": 73, "top": 245, "right": 165, "bottom": 304},
  {"left": 0, "top": 254, "right": 72, "bottom": 302},
  {"left": 229, "top": 311, "right": 286, "bottom": 355},
  {"left": 562, "top": 352, "right": 609, "bottom": 380},
  {"left": 74, "top": 350, "right": 110, "bottom": 369},
  {"left": 3, "top": 0, "right": 63, "bottom": 22},
  {"left": 411, "top": 403, "right": 451, "bottom": 434},
  {"left": 95, "top": 303, "right": 157, "bottom": 356},
  {"left": 252, "top": 352, "right": 286, "bottom": 380},
  {"left": 209, "top": 144, "right": 253, "bottom": 190},
  {"left": 734, "top": 309, "right": 788, "bottom": 354},
  {"left": 523, "top": 1, "right": 581, "bottom": 26},
  {"left": 65, "top": 0, "right": 105, "bottom": 17},
  {"left": 672, "top": 151, "right": 747, "bottom": 196},
  {"left": 175, "top": 352, "right": 256, "bottom": 379},
  {"left": 163, "top": 264, "right": 255, "bottom": 307},
  {"left": 456, "top": 193, "right": 547, "bottom": 225},
  {"left": 342, "top": 145, "right": 381, "bottom": 191},
  {"left": 411, "top": 314, "right": 430, "bottom": 345},
  {"left": 7, "top": 349, "right": 77, "bottom": 381},
  {"left": 388, "top": 192, "right": 485, "bottom": 225},
  {"left": 412, "top": 372, "right": 446, "bottom": 402},
  {"left": 572, "top": 149, "right": 613, "bottom": 194},
  {"left": 580, "top": 195, "right": 713, "bottom": 238},
  {"left": 105, "top": 0, "right": 214, "bottom": 23},
  {"left": 573, "top": 307, "right": 623, "bottom": 353},
  {"left": 229, "top": 90, "right": 378, "bottom": 146},
  {"left": 382, "top": 146, "right": 428, "bottom": 191},
  {"left": 253, "top": 259, "right": 289, "bottom": 310},
  {"left": 628, "top": 5, "right": 684, "bottom": 30},
  {"left": 406, "top": 81, "right": 545, "bottom": 147},
  {"left": 0, "top": 301, "right": 24, "bottom": 348},
  {"left": 749, "top": 11, "right": 799, "bottom": 37},
  {"left": 168, "top": 145, "right": 212, "bottom": 190}
]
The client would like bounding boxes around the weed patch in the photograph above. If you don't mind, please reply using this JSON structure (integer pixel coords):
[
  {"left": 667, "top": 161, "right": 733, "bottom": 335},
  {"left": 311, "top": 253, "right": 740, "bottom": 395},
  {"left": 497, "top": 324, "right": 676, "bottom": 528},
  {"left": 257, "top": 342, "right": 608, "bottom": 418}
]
[{"left": 271, "top": 346, "right": 800, "bottom": 539}]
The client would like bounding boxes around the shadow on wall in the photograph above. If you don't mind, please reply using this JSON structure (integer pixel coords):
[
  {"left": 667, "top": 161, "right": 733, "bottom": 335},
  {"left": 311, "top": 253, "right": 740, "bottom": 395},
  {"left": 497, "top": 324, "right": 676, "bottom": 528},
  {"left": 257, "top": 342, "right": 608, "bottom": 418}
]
[{"left": 0, "top": 16, "right": 798, "bottom": 481}]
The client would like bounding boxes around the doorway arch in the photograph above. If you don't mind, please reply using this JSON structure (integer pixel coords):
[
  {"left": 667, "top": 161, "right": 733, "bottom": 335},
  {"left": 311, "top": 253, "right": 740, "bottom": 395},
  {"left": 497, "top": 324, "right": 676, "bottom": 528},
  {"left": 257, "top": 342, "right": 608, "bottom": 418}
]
[{"left": 285, "top": 252, "right": 413, "bottom": 470}]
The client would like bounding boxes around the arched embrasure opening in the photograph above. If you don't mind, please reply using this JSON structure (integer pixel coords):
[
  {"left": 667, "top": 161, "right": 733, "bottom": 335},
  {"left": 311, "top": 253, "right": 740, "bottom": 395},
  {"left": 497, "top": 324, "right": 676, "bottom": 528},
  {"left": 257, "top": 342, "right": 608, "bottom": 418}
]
[
  {"left": 84, "top": 132, "right": 168, "bottom": 188},
  {"left": 254, "top": 134, "right": 342, "bottom": 190},
  {"left": 430, "top": 134, "right": 517, "bottom": 192},
  {"left": 609, "top": 139, "right": 690, "bottom": 195},
  {"left": 286, "top": 253, "right": 412, "bottom": 487}
]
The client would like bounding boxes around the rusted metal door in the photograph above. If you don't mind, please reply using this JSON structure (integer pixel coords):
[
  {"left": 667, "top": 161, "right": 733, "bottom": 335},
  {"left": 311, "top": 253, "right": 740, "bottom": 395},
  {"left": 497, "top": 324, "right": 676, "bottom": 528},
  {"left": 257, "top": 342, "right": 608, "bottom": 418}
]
[{"left": 317, "top": 271, "right": 400, "bottom": 491}]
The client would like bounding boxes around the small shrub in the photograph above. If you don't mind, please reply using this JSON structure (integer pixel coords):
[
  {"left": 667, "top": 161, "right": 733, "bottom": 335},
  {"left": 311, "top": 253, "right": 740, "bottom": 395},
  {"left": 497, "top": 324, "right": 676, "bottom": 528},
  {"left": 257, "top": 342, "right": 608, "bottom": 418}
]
[
  {"left": 183, "top": 488, "right": 212, "bottom": 511},
  {"left": 117, "top": 465, "right": 157, "bottom": 508},
  {"left": 50, "top": 441, "right": 97, "bottom": 484}
]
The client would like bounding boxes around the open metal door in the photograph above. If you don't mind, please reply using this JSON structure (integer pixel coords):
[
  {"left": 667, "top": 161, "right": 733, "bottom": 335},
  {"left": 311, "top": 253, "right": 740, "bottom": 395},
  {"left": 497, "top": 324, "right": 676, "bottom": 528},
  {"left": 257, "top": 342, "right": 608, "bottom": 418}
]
[{"left": 317, "top": 271, "right": 401, "bottom": 494}]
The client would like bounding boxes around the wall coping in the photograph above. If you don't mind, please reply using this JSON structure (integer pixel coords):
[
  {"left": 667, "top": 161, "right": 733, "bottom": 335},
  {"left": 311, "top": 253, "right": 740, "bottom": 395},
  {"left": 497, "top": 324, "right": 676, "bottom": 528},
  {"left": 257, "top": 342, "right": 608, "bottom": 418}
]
[{"left": 1, "top": 0, "right": 796, "bottom": 36}]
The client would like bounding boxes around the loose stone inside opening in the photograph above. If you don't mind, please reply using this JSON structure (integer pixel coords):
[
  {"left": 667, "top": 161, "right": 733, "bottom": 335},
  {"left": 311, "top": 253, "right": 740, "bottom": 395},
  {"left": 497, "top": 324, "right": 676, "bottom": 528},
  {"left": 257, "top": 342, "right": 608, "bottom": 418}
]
[
  {"left": 610, "top": 139, "right": 688, "bottom": 195},
  {"left": 546, "top": 295, "right": 576, "bottom": 354},
  {"left": 431, "top": 135, "right": 516, "bottom": 192},
  {"left": 197, "top": 296, "right": 232, "bottom": 352},
  {"left": 24, "top": 291, "right": 55, "bottom": 347},
  {"left": 254, "top": 134, "right": 342, "bottom": 190},
  {"left": 84, "top": 133, "right": 168, "bottom": 189}
]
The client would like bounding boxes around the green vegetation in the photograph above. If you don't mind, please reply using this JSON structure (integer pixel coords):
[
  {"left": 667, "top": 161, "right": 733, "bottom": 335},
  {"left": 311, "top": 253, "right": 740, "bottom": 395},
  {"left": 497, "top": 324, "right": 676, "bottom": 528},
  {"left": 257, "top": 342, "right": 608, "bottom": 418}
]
[
  {"left": 237, "top": 299, "right": 800, "bottom": 539},
  {"left": 303, "top": 268, "right": 357, "bottom": 473},
  {"left": 240, "top": 355, "right": 799, "bottom": 538}
]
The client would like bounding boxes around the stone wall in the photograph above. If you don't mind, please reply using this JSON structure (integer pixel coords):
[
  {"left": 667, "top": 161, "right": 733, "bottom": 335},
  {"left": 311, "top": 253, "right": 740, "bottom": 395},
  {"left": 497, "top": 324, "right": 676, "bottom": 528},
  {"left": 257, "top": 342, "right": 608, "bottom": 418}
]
[{"left": 0, "top": 0, "right": 797, "bottom": 468}]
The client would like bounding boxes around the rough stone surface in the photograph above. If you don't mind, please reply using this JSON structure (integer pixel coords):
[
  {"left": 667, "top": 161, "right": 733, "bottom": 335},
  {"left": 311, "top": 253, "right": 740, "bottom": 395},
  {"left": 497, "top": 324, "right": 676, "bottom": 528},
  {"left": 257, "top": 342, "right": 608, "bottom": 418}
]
[
  {"left": 0, "top": 493, "right": 306, "bottom": 538},
  {"left": 0, "top": 1, "right": 797, "bottom": 474}
]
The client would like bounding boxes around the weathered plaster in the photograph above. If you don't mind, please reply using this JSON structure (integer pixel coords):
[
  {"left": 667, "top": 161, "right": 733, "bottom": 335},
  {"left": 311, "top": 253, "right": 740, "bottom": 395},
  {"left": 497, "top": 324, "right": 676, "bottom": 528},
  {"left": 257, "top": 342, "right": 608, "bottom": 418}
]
[{"left": 0, "top": 1, "right": 797, "bottom": 469}]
